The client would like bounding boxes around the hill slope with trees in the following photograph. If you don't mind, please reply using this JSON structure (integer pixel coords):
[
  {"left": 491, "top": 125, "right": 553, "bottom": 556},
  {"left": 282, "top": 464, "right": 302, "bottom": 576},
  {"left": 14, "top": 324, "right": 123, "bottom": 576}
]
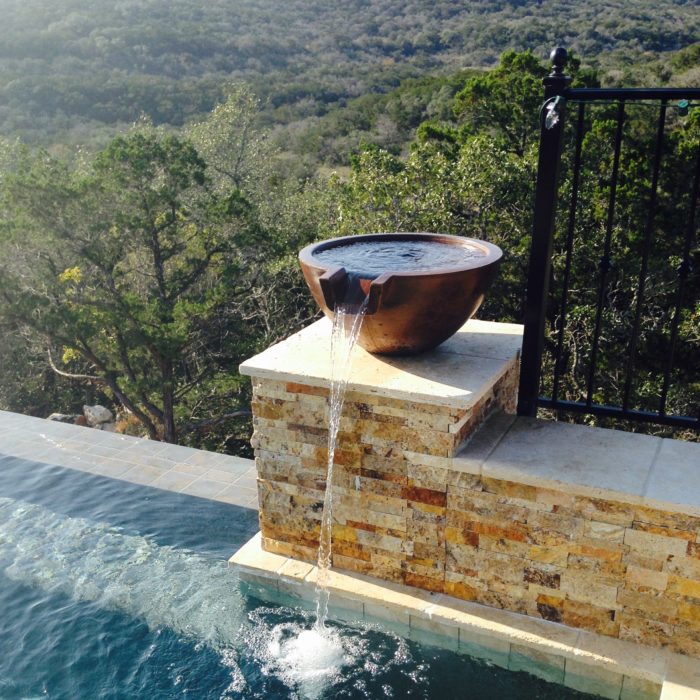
[
  {"left": 0, "top": 0, "right": 698, "bottom": 146},
  {"left": 1, "top": 47, "right": 697, "bottom": 449}
]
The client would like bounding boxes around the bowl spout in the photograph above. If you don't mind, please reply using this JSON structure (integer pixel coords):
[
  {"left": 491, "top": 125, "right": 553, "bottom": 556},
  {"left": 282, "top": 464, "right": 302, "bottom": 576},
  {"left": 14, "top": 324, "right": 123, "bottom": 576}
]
[
  {"left": 318, "top": 266, "right": 348, "bottom": 312},
  {"left": 319, "top": 267, "right": 381, "bottom": 312},
  {"left": 366, "top": 272, "right": 394, "bottom": 315}
]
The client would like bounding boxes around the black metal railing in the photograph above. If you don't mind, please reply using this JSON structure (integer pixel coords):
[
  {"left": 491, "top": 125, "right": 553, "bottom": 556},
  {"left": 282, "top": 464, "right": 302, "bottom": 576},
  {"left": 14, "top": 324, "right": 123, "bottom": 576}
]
[{"left": 517, "top": 48, "right": 700, "bottom": 431}]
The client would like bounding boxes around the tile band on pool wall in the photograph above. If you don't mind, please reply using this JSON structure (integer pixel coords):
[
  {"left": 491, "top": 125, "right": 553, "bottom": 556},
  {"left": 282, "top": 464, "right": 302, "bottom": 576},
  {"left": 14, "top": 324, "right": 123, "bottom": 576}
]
[
  {"left": 240, "top": 318, "right": 700, "bottom": 661},
  {"left": 230, "top": 533, "right": 673, "bottom": 700}
]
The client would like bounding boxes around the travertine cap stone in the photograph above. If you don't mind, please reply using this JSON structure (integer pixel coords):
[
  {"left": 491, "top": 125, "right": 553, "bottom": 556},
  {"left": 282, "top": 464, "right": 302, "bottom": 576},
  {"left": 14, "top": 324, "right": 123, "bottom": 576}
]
[{"left": 240, "top": 318, "right": 523, "bottom": 411}]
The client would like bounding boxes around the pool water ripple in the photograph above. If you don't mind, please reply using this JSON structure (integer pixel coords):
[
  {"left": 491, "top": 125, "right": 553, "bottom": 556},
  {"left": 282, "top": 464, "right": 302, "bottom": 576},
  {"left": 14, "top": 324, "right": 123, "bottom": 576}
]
[{"left": 0, "top": 455, "right": 600, "bottom": 699}]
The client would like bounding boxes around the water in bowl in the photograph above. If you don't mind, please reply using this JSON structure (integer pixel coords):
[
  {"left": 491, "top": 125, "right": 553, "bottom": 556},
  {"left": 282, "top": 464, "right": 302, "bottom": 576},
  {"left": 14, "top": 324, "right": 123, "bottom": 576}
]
[{"left": 312, "top": 239, "right": 485, "bottom": 278}]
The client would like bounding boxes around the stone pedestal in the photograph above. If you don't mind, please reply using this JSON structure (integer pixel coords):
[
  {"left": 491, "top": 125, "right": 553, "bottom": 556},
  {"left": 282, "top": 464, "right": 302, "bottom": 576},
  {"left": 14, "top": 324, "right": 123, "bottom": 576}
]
[
  {"left": 239, "top": 316, "right": 700, "bottom": 660},
  {"left": 240, "top": 317, "right": 523, "bottom": 589}
]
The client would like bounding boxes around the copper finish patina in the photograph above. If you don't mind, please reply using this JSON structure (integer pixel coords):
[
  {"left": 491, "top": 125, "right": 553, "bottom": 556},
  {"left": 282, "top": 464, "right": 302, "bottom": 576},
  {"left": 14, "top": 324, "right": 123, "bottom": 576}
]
[{"left": 299, "top": 232, "right": 503, "bottom": 355}]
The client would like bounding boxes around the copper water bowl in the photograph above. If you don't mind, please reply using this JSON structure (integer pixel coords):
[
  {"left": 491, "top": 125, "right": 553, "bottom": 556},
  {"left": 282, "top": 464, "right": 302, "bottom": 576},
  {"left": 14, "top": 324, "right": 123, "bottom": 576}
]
[{"left": 298, "top": 232, "right": 502, "bottom": 355}]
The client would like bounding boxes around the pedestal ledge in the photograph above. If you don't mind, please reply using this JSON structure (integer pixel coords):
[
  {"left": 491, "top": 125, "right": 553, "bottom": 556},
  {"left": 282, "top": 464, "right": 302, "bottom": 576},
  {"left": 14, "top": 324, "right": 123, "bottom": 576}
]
[
  {"left": 240, "top": 317, "right": 523, "bottom": 410},
  {"left": 459, "top": 414, "right": 700, "bottom": 517}
]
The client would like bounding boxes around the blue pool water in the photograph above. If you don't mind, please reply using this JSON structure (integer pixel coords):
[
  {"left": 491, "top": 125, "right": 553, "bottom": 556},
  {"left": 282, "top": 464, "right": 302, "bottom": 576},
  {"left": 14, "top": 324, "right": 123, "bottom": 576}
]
[{"left": 0, "top": 453, "right": 599, "bottom": 699}]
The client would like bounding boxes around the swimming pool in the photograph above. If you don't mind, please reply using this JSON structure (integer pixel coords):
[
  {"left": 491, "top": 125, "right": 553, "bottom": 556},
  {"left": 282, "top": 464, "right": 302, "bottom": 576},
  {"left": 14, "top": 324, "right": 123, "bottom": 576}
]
[{"left": 0, "top": 452, "right": 600, "bottom": 699}]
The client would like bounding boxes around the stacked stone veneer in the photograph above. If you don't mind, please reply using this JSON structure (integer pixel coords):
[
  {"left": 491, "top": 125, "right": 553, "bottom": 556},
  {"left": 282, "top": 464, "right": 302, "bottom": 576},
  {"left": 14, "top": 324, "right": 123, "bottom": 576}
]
[
  {"left": 243, "top": 321, "right": 700, "bottom": 659},
  {"left": 251, "top": 358, "right": 518, "bottom": 565},
  {"left": 435, "top": 470, "right": 700, "bottom": 659}
]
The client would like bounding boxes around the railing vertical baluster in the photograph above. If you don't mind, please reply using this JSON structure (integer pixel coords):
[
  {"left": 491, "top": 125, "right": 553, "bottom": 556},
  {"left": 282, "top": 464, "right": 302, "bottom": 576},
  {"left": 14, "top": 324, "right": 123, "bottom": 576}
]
[
  {"left": 517, "top": 47, "right": 571, "bottom": 417},
  {"left": 659, "top": 141, "right": 700, "bottom": 417},
  {"left": 517, "top": 51, "right": 698, "bottom": 430},
  {"left": 622, "top": 102, "right": 667, "bottom": 411},
  {"left": 586, "top": 101, "right": 625, "bottom": 407},
  {"left": 552, "top": 102, "right": 586, "bottom": 404}
]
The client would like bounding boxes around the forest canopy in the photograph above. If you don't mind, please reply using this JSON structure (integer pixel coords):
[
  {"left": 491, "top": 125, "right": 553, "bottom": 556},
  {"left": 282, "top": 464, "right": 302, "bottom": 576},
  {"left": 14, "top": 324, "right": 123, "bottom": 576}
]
[{"left": 0, "top": 0, "right": 698, "bottom": 449}]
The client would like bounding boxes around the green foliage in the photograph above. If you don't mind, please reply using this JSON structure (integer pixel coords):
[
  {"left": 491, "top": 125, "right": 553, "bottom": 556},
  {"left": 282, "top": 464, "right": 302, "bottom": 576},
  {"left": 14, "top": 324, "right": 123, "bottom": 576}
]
[
  {"left": 0, "top": 127, "right": 265, "bottom": 443},
  {"left": 451, "top": 50, "right": 600, "bottom": 156},
  {"left": 187, "top": 86, "right": 275, "bottom": 191},
  {"left": 335, "top": 134, "right": 535, "bottom": 321},
  {"left": 1, "top": 44, "right": 698, "bottom": 452},
  {"left": 453, "top": 50, "right": 547, "bottom": 155},
  {"left": 0, "top": 90, "right": 325, "bottom": 450},
  {"left": 333, "top": 50, "right": 699, "bottom": 433}
]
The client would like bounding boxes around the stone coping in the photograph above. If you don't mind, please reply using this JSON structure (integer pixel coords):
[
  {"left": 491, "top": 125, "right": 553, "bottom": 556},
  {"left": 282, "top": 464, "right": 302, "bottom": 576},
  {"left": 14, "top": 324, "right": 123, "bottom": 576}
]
[
  {"left": 456, "top": 413, "right": 700, "bottom": 518},
  {"left": 230, "top": 532, "right": 700, "bottom": 700},
  {"left": 240, "top": 318, "right": 523, "bottom": 410},
  {"left": 0, "top": 410, "right": 258, "bottom": 509}
]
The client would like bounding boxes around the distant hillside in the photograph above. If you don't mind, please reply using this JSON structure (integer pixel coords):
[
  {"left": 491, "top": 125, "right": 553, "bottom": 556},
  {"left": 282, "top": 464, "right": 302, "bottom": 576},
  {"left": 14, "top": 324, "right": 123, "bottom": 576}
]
[{"left": 0, "top": 0, "right": 698, "bottom": 144}]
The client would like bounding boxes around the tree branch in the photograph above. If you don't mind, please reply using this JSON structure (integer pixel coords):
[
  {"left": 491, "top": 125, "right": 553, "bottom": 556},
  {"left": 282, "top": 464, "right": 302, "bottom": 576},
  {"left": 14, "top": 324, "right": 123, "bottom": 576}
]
[
  {"left": 173, "top": 366, "right": 214, "bottom": 399},
  {"left": 47, "top": 348, "right": 107, "bottom": 385},
  {"left": 180, "top": 409, "right": 251, "bottom": 434},
  {"left": 75, "top": 338, "right": 161, "bottom": 440}
]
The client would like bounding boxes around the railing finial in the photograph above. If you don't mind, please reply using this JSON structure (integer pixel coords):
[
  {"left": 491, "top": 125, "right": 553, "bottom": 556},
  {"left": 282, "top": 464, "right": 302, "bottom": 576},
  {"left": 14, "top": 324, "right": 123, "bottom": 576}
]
[
  {"left": 550, "top": 47, "right": 568, "bottom": 76},
  {"left": 543, "top": 47, "right": 571, "bottom": 98}
]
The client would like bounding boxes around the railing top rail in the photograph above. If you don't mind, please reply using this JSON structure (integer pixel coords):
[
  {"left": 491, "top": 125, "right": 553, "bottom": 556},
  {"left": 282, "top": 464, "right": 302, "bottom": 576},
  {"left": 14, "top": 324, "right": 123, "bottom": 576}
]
[{"left": 563, "top": 87, "right": 700, "bottom": 101}]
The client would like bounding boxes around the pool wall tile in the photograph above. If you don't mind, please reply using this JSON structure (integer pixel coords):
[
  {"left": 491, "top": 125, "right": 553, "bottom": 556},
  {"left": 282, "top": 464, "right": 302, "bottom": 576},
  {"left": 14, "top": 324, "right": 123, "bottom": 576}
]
[
  {"left": 326, "top": 596, "right": 364, "bottom": 623},
  {"left": 151, "top": 470, "right": 199, "bottom": 491},
  {"left": 508, "top": 643, "right": 566, "bottom": 684},
  {"left": 621, "top": 675, "right": 663, "bottom": 700},
  {"left": 408, "top": 611, "right": 460, "bottom": 652},
  {"left": 563, "top": 658, "right": 624, "bottom": 699},
  {"left": 458, "top": 630, "right": 510, "bottom": 669},
  {"left": 363, "top": 600, "right": 411, "bottom": 629},
  {"left": 408, "top": 625, "right": 460, "bottom": 652},
  {"left": 181, "top": 478, "right": 229, "bottom": 499},
  {"left": 276, "top": 576, "right": 313, "bottom": 602},
  {"left": 239, "top": 579, "right": 280, "bottom": 601},
  {"left": 121, "top": 465, "right": 167, "bottom": 485}
]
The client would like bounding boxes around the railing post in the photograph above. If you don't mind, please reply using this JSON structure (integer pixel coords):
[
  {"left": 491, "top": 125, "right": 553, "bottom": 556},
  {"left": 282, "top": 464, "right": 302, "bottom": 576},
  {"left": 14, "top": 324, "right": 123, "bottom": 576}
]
[{"left": 517, "top": 47, "right": 572, "bottom": 417}]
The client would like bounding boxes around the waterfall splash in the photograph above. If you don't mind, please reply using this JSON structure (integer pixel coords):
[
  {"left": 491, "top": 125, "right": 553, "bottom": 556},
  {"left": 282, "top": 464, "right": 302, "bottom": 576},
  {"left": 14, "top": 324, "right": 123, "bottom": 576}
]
[
  {"left": 315, "top": 301, "right": 367, "bottom": 630},
  {"left": 0, "top": 491, "right": 417, "bottom": 700}
]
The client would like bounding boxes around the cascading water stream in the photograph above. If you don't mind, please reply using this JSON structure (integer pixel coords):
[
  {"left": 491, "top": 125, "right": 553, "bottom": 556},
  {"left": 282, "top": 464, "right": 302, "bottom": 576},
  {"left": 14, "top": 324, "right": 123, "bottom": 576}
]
[
  {"left": 254, "top": 301, "right": 369, "bottom": 697},
  {"left": 0, "top": 492, "right": 416, "bottom": 700},
  {"left": 314, "top": 300, "right": 367, "bottom": 630}
]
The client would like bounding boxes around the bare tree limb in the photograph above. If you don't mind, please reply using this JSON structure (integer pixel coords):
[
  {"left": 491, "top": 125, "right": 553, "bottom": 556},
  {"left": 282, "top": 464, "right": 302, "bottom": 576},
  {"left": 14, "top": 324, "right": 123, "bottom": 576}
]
[
  {"left": 180, "top": 409, "right": 251, "bottom": 434},
  {"left": 47, "top": 348, "right": 107, "bottom": 385}
]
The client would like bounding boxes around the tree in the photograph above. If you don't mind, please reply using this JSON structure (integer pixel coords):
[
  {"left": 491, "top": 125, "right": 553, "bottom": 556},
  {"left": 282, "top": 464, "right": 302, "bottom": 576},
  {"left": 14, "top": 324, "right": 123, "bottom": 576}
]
[
  {"left": 187, "top": 86, "right": 275, "bottom": 193},
  {"left": 189, "top": 88, "right": 321, "bottom": 347},
  {"left": 452, "top": 50, "right": 547, "bottom": 157},
  {"left": 0, "top": 130, "right": 261, "bottom": 443},
  {"left": 332, "top": 135, "right": 534, "bottom": 322},
  {"left": 451, "top": 50, "right": 599, "bottom": 157}
]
